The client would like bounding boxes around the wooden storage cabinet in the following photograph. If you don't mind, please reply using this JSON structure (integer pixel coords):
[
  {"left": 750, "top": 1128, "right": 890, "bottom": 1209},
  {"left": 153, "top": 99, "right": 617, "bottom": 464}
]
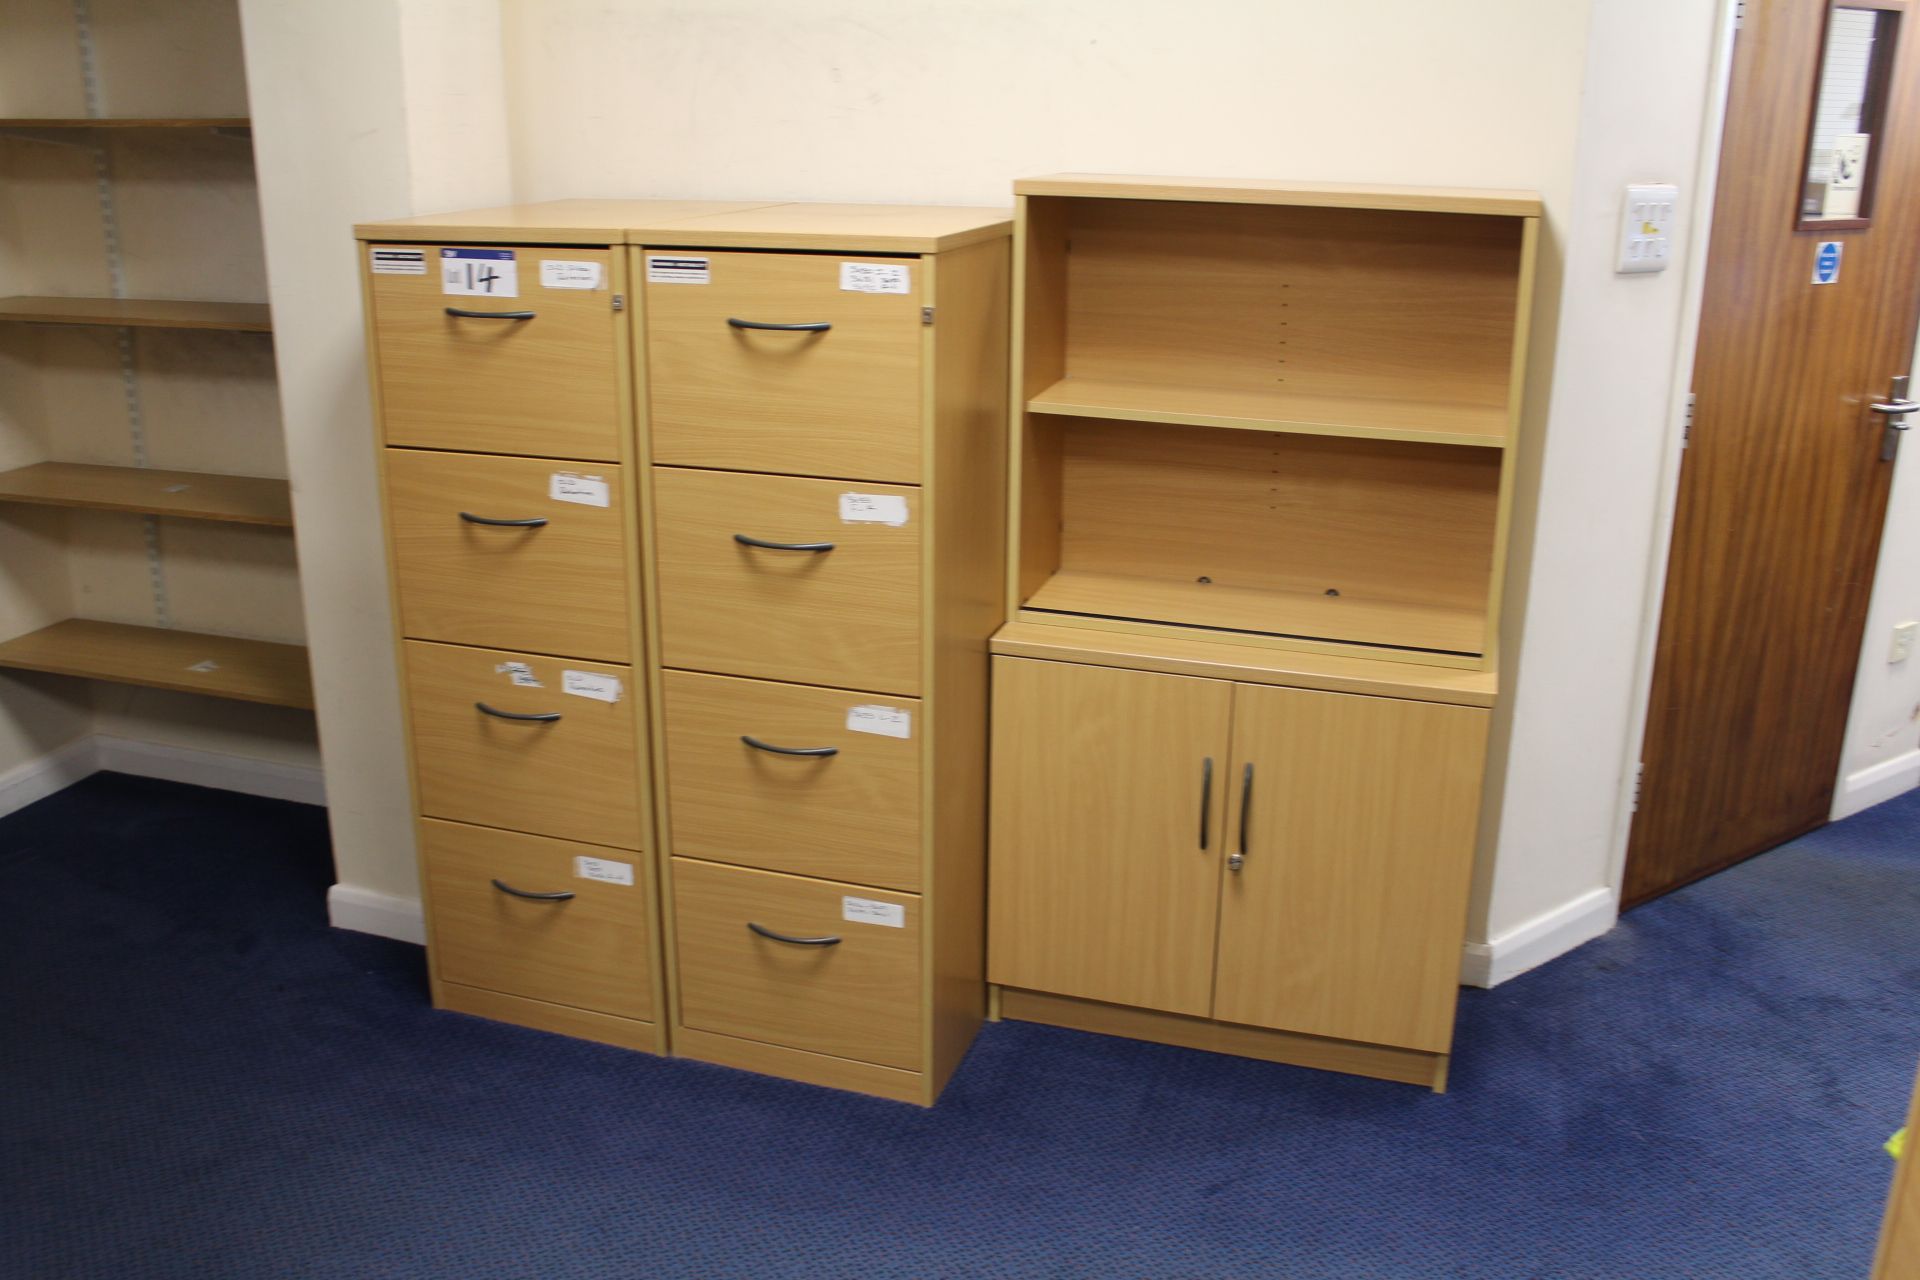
[
  {"left": 988, "top": 176, "right": 1539, "bottom": 1089},
  {"left": 640, "top": 206, "right": 1010, "bottom": 1105}
]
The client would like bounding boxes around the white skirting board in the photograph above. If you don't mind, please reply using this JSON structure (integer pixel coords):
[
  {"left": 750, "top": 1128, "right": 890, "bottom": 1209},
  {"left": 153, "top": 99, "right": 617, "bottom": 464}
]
[
  {"left": 327, "top": 883, "right": 427, "bottom": 946},
  {"left": 0, "top": 732, "right": 328, "bottom": 817},
  {"left": 1459, "top": 886, "right": 1618, "bottom": 988},
  {"left": 1832, "top": 747, "right": 1920, "bottom": 821}
]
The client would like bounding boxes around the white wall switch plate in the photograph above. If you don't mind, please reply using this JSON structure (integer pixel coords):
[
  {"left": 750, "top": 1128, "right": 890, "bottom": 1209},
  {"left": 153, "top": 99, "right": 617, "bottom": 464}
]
[
  {"left": 1891, "top": 620, "right": 1917, "bottom": 663},
  {"left": 1617, "top": 183, "right": 1679, "bottom": 274}
]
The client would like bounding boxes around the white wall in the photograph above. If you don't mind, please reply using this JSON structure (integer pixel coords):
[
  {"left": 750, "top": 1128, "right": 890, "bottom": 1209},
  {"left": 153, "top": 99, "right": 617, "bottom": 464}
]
[
  {"left": 1836, "top": 334, "right": 1920, "bottom": 818},
  {"left": 238, "top": 0, "right": 511, "bottom": 930}
]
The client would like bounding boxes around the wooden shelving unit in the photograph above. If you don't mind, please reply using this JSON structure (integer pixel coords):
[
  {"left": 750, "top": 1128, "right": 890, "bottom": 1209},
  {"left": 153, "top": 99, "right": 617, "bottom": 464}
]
[
  {"left": 0, "top": 296, "right": 271, "bottom": 331},
  {"left": 0, "top": 462, "right": 292, "bottom": 525},
  {"left": 0, "top": 619, "right": 311, "bottom": 709}
]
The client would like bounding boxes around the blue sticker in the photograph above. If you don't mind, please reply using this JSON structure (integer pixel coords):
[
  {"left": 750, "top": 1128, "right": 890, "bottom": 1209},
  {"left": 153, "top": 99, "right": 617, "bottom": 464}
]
[{"left": 1813, "top": 241, "right": 1842, "bottom": 286}]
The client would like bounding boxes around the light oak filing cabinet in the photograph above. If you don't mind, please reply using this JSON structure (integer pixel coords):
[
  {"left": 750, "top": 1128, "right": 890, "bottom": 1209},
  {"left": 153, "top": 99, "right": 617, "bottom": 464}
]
[
  {"left": 358, "top": 200, "right": 1010, "bottom": 1105},
  {"left": 637, "top": 206, "right": 1011, "bottom": 1105},
  {"left": 985, "top": 175, "right": 1540, "bottom": 1090}
]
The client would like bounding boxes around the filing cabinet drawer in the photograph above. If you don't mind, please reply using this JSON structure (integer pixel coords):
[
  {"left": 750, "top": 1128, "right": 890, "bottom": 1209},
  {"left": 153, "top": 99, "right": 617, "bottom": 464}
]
[
  {"left": 645, "top": 250, "right": 923, "bottom": 483},
  {"left": 369, "top": 244, "right": 622, "bottom": 461},
  {"left": 673, "top": 858, "right": 921, "bottom": 1071},
  {"left": 404, "top": 640, "right": 642, "bottom": 849},
  {"left": 421, "top": 818, "right": 653, "bottom": 1022},
  {"left": 653, "top": 468, "right": 921, "bottom": 695},
  {"left": 387, "top": 449, "right": 632, "bottom": 661},
  {"left": 663, "top": 671, "right": 921, "bottom": 890}
]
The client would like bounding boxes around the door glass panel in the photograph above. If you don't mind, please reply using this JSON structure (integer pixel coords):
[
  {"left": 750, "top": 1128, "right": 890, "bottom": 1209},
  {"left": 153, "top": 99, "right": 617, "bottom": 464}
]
[{"left": 1801, "top": 5, "right": 1900, "bottom": 226}]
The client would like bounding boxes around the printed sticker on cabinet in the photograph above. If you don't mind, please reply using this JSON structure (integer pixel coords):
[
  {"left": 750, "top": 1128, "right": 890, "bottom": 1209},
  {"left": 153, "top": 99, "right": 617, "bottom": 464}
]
[
  {"left": 549, "top": 472, "right": 610, "bottom": 507},
  {"left": 441, "top": 248, "right": 518, "bottom": 298},
  {"left": 369, "top": 247, "right": 427, "bottom": 275},
  {"left": 839, "top": 493, "right": 909, "bottom": 526},
  {"left": 647, "top": 256, "right": 710, "bottom": 284},
  {"left": 842, "top": 896, "right": 906, "bottom": 928},
  {"left": 840, "top": 262, "right": 911, "bottom": 294},
  {"left": 845, "top": 704, "right": 912, "bottom": 739},
  {"left": 540, "top": 260, "right": 604, "bottom": 290},
  {"left": 574, "top": 856, "right": 634, "bottom": 886},
  {"left": 562, "top": 670, "right": 623, "bottom": 703}
]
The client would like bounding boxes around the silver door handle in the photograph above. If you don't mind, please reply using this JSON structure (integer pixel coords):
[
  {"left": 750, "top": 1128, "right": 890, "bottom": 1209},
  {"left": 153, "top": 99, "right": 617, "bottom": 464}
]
[
  {"left": 1870, "top": 400, "right": 1920, "bottom": 416},
  {"left": 1877, "top": 377, "right": 1915, "bottom": 461}
]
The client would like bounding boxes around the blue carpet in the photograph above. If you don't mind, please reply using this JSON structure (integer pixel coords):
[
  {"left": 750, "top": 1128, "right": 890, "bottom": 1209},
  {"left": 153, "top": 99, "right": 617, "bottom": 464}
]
[{"left": 2, "top": 772, "right": 1916, "bottom": 1279}]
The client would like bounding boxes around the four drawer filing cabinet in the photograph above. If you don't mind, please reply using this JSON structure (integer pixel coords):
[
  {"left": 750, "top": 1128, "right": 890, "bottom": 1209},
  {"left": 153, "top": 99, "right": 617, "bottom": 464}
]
[{"left": 359, "top": 199, "right": 1012, "bottom": 1104}]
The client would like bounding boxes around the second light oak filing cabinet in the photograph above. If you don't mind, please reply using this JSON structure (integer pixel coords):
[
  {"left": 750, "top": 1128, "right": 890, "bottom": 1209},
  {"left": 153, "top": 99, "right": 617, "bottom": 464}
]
[{"left": 358, "top": 200, "right": 1010, "bottom": 1105}]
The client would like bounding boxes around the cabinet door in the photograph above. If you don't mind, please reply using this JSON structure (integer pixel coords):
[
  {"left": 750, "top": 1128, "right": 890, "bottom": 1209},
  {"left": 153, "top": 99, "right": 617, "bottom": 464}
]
[
  {"left": 987, "top": 658, "right": 1231, "bottom": 1017},
  {"left": 1214, "top": 685, "right": 1488, "bottom": 1052}
]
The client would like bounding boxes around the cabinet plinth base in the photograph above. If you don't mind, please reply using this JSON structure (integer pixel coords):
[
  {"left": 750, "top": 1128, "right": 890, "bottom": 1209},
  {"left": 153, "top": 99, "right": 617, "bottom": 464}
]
[
  {"left": 996, "top": 987, "right": 1449, "bottom": 1092},
  {"left": 673, "top": 1025, "right": 929, "bottom": 1106},
  {"left": 437, "top": 982, "right": 664, "bottom": 1055}
]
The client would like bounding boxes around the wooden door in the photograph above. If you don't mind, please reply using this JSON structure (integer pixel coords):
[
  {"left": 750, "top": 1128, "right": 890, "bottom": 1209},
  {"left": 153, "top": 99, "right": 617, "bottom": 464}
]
[
  {"left": 1213, "top": 685, "right": 1488, "bottom": 1052},
  {"left": 986, "top": 657, "right": 1231, "bottom": 1017},
  {"left": 1628, "top": 0, "right": 1920, "bottom": 905}
]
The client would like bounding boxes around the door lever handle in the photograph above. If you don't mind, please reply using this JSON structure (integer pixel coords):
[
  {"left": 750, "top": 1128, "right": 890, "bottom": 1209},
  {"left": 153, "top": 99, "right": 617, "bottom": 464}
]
[
  {"left": 1876, "top": 377, "right": 1915, "bottom": 461},
  {"left": 1869, "top": 400, "right": 1920, "bottom": 416}
]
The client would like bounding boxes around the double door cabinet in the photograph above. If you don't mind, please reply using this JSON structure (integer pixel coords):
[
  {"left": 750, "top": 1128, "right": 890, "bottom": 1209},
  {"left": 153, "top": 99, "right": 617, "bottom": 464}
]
[{"left": 359, "top": 200, "right": 1011, "bottom": 1104}]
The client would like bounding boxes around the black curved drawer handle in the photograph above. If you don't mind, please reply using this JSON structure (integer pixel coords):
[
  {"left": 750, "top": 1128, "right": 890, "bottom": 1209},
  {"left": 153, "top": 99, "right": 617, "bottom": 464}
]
[
  {"left": 459, "top": 512, "right": 549, "bottom": 528},
  {"left": 727, "top": 318, "right": 831, "bottom": 332},
  {"left": 733, "top": 533, "right": 835, "bottom": 553},
  {"left": 741, "top": 735, "right": 839, "bottom": 758},
  {"left": 474, "top": 701, "right": 562, "bottom": 723},
  {"left": 491, "top": 878, "right": 574, "bottom": 902},
  {"left": 747, "top": 922, "right": 842, "bottom": 946},
  {"left": 445, "top": 307, "right": 536, "bottom": 320}
]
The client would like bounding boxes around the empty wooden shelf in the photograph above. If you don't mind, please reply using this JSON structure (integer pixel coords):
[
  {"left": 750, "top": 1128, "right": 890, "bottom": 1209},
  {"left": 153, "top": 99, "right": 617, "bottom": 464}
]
[
  {"left": 0, "top": 463, "right": 292, "bottom": 525},
  {"left": 0, "top": 619, "right": 312, "bottom": 708},
  {"left": 0, "top": 296, "right": 272, "bottom": 332}
]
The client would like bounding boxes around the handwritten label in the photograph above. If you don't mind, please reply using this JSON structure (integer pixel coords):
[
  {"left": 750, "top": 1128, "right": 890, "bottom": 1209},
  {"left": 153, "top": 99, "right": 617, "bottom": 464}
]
[
  {"left": 495, "top": 661, "right": 543, "bottom": 688},
  {"left": 574, "top": 856, "right": 634, "bottom": 886},
  {"left": 839, "top": 493, "right": 909, "bottom": 526},
  {"left": 842, "top": 896, "right": 906, "bottom": 928},
  {"left": 370, "top": 247, "right": 427, "bottom": 275},
  {"left": 549, "top": 472, "right": 610, "bottom": 508},
  {"left": 647, "top": 255, "right": 709, "bottom": 284},
  {"left": 562, "top": 670, "right": 622, "bottom": 703},
  {"left": 441, "top": 248, "right": 518, "bottom": 297},
  {"left": 540, "top": 259, "right": 603, "bottom": 290},
  {"left": 840, "top": 262, "right": 911, "bottom": 294},
  {"left": 845, "top": 704, "right": 912, "bottom": 739}
]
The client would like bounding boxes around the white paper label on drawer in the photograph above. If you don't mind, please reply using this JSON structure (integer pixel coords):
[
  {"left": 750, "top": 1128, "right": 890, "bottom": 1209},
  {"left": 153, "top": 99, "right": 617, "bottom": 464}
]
[
  {"left": 845, "top": 704, "right": 912, "bottom": 739},
  {"left": 540, "top": 259, "right": 603, "bottom": 290},
  {"left": 562, "top": 670, "right": 623, "bottom": 703},
  {"left": 549, "top": 472, "right": 610, "bottom": 507},
  {"left": 647, "top": 255, "right": 709, "bottom": 284},
  {"left": 838, "top": 493, "right": 909, "bottom": 526},
  {"left": 369, "top": 246, "right": 427, "bottom": 275},
  {"left": 840, "top": 262, "right": 911, "bottom": 294},
  {"left": 496, "top": 661, "right": 543, "bottom": 688},
  {"left": 441, "top": 248, "right": 518, "bottom": 297},
  {"left": 573, "top": 855, "right": 634, "bottom": 886},
  {"left": 842, "top": 896, "right": 906, "bottom": 928}
]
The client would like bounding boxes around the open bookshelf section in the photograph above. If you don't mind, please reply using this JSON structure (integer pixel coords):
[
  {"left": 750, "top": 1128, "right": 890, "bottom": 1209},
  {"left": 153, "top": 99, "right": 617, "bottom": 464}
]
[
  {"left": 0, "top": 619, "right": 312, "bottom": 709},
  {"left": 1015, "top": 417, "right": 1501, "bottom": 659},
  {"left": 0, "top": 296, "right": 272, "bottom": 331},
  {"left": 0, "top": 462, "right": 292, "bottom": 525},
  {"left": 1019, "top": 191, "right": 1528, "bottom": 449}
]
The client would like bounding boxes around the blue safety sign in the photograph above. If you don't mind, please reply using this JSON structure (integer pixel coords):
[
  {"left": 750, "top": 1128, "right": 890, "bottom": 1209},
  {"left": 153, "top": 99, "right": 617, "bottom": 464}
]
[{"left": 1813, "top": 241, "right": 1843, "bottom": 286}]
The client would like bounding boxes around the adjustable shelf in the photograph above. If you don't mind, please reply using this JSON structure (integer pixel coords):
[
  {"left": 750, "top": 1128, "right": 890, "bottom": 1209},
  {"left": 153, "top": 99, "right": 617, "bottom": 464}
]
[
  {"left": 1027, "top": 376, "right": 1509, "bottom": 448},
  {"left": 0, "top": 619, "right": 312, "bottom": 709},
  {"left": 0, "top": 463, "right": 292, "bottom": 526},
  {"left": 0, "top": 296, "right": 271, "bottom": 331},
  {"left": 0, "top": 117, "right": 249, "bottom": 130}
]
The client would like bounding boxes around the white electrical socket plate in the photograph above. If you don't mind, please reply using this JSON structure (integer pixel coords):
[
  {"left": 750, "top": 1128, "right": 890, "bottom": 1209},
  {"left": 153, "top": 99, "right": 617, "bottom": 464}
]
[
  {"left": 1618, "top": 184, "right": 1679, "bottom": 274},
  {"left": 1890, "top": 621, "right": 1917, "bottom": 663}
]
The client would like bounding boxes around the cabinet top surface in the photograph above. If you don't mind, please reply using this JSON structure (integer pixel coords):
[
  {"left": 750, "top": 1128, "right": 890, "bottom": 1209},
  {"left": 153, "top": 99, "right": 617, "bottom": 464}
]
[
  {"left": 358, "top": 199, "right": 1013, "bottom": 252},
  {"left": 1015, "top": 173, "right": 1543, "bottom": 218}
]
